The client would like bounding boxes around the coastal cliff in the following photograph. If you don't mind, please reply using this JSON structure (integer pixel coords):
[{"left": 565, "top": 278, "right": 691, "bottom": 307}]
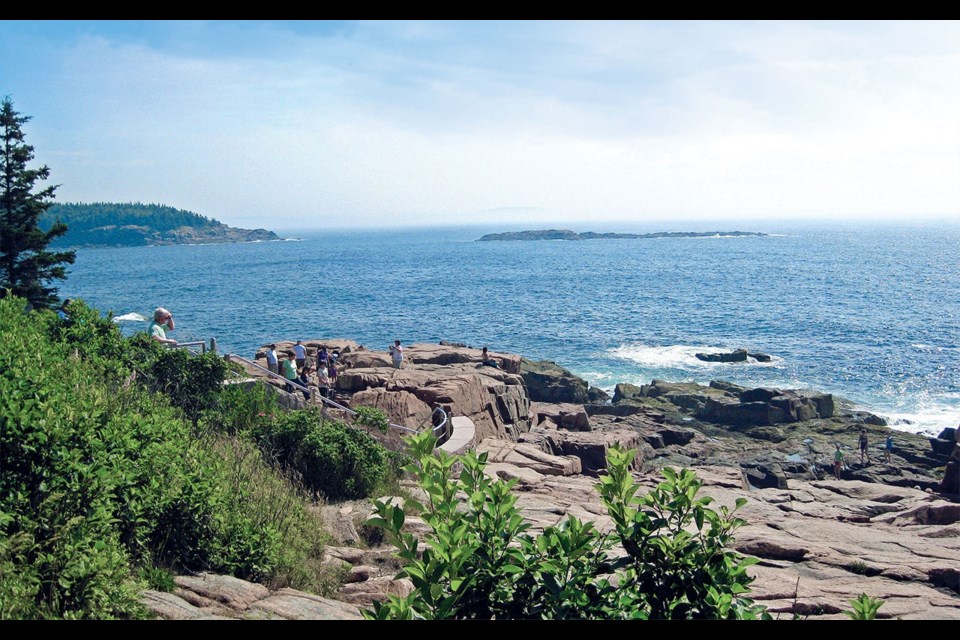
[{"left": 189, "top": 339, "right": 959, "bottom": 620}]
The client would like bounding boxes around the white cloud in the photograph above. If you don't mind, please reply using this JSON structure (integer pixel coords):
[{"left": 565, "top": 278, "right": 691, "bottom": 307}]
[{"left": 8, "top": 20, "right": 958, "bottom": 228}]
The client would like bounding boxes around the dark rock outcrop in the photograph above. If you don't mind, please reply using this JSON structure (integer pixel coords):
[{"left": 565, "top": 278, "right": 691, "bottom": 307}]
[
  {"left": 694, "top": 349, "right": 773, "bottom": 363},
  {"left": 520, "top": 359, "right": 590, "bottom": 404}
]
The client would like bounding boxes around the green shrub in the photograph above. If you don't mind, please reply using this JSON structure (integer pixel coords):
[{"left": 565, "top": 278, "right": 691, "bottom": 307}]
[
  {"left": 353, "top": 405, "right": 389, "bottom": 433},
  {"left": 365, "top": 431, "right": 769, "bottom": 620},
  {"left": 597, "top": 446, "right": 767, "bottom": 619},
  {"left": 0, "top": 296, "right": 335, "bottom": 617},
  {"left": 202, "top": 381, "right": 279, "bottom": 436},
  {"left": 253, "top": 409, "right": 395, "bottom": 500},
  {"left": 142, "top": 347, "right": 231, "bottom": 426}
]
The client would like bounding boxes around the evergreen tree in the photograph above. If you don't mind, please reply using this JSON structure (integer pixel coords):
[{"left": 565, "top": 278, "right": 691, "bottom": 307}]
[{"left": 0, "top": 97, "right": 74, "bottom": 308}]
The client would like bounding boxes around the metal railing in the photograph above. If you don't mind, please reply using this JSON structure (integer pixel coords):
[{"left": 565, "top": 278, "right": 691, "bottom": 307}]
[
  {"left": 224, "top": 353, "right": 450, "bottom": 441},
  {"left": 172, "top": 337, "right": 217, "bottom": 354}
]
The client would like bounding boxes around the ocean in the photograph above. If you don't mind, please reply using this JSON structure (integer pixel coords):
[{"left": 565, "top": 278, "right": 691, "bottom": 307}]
[{"left": 59, "top": 220, "right": 960, "bottom": 436}]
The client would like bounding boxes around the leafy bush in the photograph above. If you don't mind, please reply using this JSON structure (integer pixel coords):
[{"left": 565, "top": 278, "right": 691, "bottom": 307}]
[
  {"left": 365, "top": 431, "right": 769, "bottom": 620},
  {"left": 597, "top": 446, "right": 766, "bottom": 619},
  {"left": 0, "top": 296, "right": 332, "bottom": 617},
  {"left": 353, "top": 405, "right": 389, "bottom": 433},
  {"left": 202, "top": 381, "right": 279, "bottom": 436},
  {"left": 253, "top": 409, "right": 396, "bottom": 500}
]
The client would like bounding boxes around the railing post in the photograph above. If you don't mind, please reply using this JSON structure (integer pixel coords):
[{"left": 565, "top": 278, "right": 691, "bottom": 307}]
[{"left": 210, "top": 337, "right": 217, "bottom": 354}]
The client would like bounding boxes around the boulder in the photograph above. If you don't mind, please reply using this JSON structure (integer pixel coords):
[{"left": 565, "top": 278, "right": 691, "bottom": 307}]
[
  {"left": 336, "top": 364, "right": 530, "bottom": 441},
  {"left": 588, "top": 386, "right": 610, "bottom": 403},
  {"left": 350, "top": 388, "right": 433, "bottom": 429},
  {"left": 709, "top": 380, "right": 748, "bottom": 394},
  {"left": 741, "top": 463, "right": 788, "bottom": 489},
  {"left": 940, "top": 460, "right": 959, "bottom": 496},
  {"left": 701, "top": 397, "right": 781, "bottom": 426},
  {"left": 531, "top": 402, "right": 591, "bottom": 432},
  {"left": 806, "top": 393, "right": 835, "bottom": 418},
  {"left": 520, "top": 359, "right": 590, "bottom": 404},
  {"left": 695, "top": 348, "right": 749, "bottom": 362},
  {"left": 657, "top": 425, "right": 697, "bottom": 447},
  {"left": 338, "top": 577, "right": 415, "bottom": 607},
  {"left": 930, "top": 436, "right": 957, "bottom": 457},
  {"left": 340, "top": 351, "right": 393, "bottom": 369},
  {"left": 544, "top": 429, "right": 644, "bottom": 476},
  {"left": 612, "top": 382, "right": 644, "bottom": 403}
]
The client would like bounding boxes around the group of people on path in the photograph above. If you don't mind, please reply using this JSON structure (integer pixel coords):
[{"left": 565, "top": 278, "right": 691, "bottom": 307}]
[
  {"left": 265, "top": 341, "right": 340, "bottom": 400},
  {"left": 833, "top": 429, "right": 895, "bottom": 480}
]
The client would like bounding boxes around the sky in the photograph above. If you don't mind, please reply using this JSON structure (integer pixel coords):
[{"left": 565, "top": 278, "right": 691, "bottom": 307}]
[{"left": 1, "top": 20, "right": 958, "bottom": 230}]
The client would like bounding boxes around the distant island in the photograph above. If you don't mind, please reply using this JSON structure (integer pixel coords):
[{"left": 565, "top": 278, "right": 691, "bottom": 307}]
[
  {"left": 477, "top": 229, "right": 767, "bottom": 242},
  {"left": 40, "top": 202, "right": 280, "bottom": 248}
]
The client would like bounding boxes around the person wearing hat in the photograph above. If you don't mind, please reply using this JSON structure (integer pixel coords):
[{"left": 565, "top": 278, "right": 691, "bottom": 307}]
[{"left": 150, "top": 307, "right": 177, "bottom": 346}]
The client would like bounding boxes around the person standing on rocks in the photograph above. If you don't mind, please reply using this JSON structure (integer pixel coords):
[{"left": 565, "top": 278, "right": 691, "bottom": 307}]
[
  {"left": 316, "top": 363, "right": 330, "bottom": 399},
  {"left": 328, "top": 360, "right": 338, "bottom": 389},
  {"left": 281, "top": 353, "right": 299, "bottom": 393},
  {"left": 293, "top": 340, "right": 307, "bottom": 370},
  {"left": 266, "top": 344, "right": 279, "bottom": 375},
  {"left": 833, "top": 444, "right": 845, "bottom": 480},
  {"left": 389, "top": 339, "right": 404, "bottom": 369},
  {"left": 859, "top": 429, "right": 870, "bottom": 465},
  {"left": 885, "top": 434, "right": 894, "bottom": 464}
]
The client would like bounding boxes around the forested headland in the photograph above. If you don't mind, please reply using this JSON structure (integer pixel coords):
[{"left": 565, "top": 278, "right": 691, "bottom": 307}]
[{"left": 40, "top": 202, "right": 279, "bottom": 247}]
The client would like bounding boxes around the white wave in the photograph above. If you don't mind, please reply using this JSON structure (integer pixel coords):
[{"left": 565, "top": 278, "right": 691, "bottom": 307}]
[
  {"left": 580, "top": 371, "right": 615, "bottom": 382},
  {"left": 112, "top": 312, "right": 147, "bottom": 323},
  {"left": 883, "top": 410, "right": 958, "bottom": 437},
  {"left": 282, "top": 237, "right": 304, "bottom": 242},
  {"left": 608, "top": 344, "right": 783, "bottom": 369},
  {"left": 910, "top": 343, "right": 957, "bottom": 353}
]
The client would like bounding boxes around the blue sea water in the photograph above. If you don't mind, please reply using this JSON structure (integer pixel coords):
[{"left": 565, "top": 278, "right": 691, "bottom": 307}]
[{"left": 59, "top": 221, "right": 960, "bottom": 436}]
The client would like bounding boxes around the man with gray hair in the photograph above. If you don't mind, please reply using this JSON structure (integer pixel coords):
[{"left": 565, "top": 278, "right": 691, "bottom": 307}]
[{"left": 150, "top": 307, "right": 177, "bottom": 346}]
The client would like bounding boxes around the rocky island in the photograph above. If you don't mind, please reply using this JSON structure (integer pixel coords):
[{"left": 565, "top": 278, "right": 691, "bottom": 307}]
[
  {"left": 477, "top": 229, "right": 767, "bottom": 241},
  {"left": 153, "top": 340, "right": 960, "bottom": 620},
  {"left": 40, "top": 202, "right": 280, "bottom": 247}
]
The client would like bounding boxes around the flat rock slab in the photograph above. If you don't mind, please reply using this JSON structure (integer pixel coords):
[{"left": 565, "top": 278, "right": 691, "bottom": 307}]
[
  {"left": 477, "top": 438, "right": 582, "bottom": 476},
  {"left": 485, "top": 461, "right": 546, "bottom": 486},
  {"left": 249, "top": 589, "right": 363, "bottom": 620},
  {"left": 337, "top": 577, "right": 414, "bottom": 607},
  {"left": 174, "top": 573, "right": 270, "bottom": 610},
  {"left": 141, "top": 590, "right": 209, "bottom": 620}
]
